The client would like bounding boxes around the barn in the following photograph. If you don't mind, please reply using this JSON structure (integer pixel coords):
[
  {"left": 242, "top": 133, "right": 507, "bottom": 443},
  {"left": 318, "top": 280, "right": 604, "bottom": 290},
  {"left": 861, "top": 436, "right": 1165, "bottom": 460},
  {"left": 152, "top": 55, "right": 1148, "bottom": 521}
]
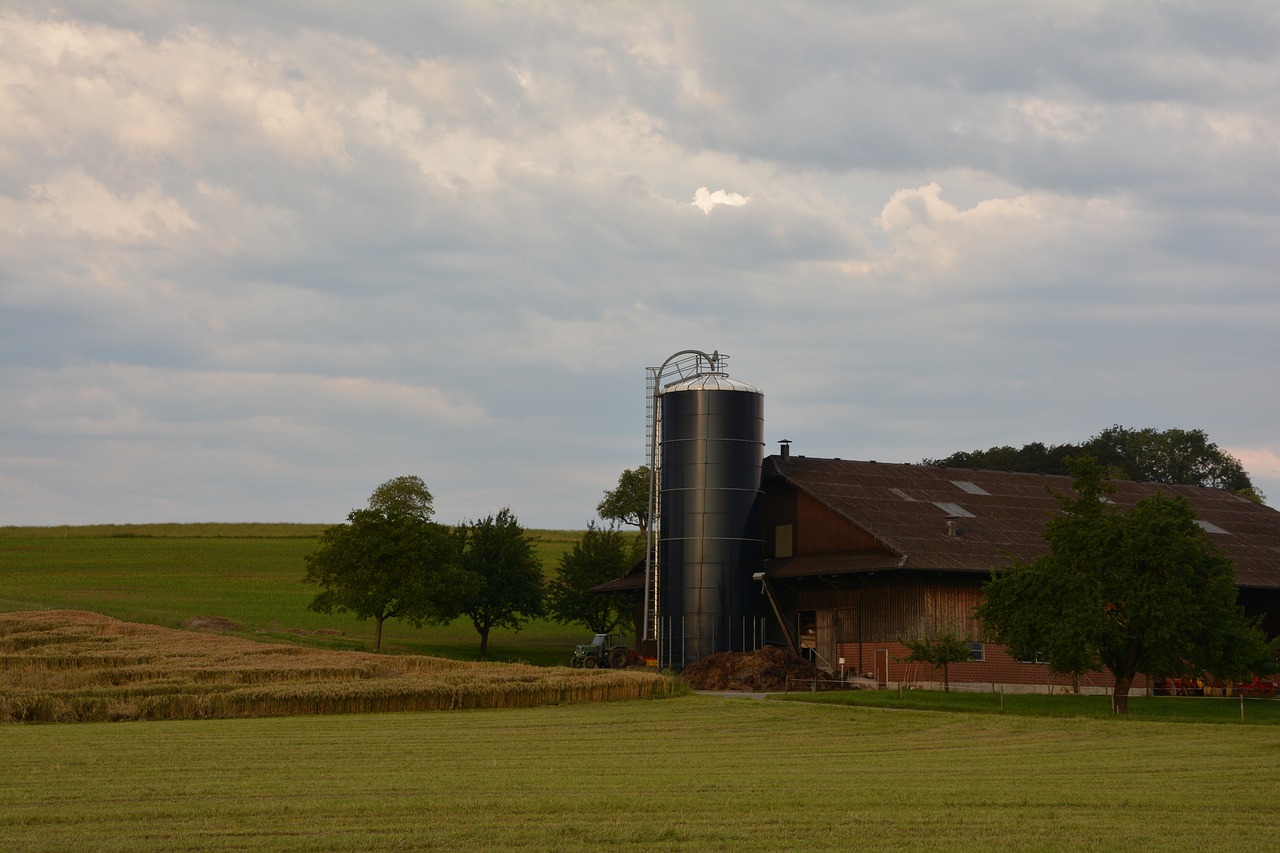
[
  {"left": 758, "top": 447, "right": 1280, "bottom": 692},
  {"left": 598, "top": 350, "right": 1280, "bottom": 692}
]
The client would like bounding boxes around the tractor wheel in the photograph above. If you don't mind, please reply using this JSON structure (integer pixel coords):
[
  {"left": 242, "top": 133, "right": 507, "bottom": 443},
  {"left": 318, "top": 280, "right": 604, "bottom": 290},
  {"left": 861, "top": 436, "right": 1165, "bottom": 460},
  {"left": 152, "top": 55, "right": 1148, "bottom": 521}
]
[
  {"left": 570, "top": 657, "right": 583, "bottom": 668},
  {"left": 609, "top": 648, "right": 629, "bottom": 669},
  {"left": 583, "top": 656, "right": 598, "bottom": 669}
]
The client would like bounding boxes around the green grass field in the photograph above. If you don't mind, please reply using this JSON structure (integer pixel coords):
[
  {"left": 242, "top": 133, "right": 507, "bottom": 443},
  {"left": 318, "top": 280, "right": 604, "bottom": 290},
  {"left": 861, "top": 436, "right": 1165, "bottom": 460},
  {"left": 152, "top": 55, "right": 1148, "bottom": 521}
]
[
  {"left": 782, "top": 684, "right": 1280, "bottom": 724},
  {"left": 3, "top": 525, "right": 1280, "bottom": 849},
  {"left": 0, "top": 524, "right": 596, "bottom": 665},
  {"left": 3, "top": 695, "right": 1278, "bottom": 851}
]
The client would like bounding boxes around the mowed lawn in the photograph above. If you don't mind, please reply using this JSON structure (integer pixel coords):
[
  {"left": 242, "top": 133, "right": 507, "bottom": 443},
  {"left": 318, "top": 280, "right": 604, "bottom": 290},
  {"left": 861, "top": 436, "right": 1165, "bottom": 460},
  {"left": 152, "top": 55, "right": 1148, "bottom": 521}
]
[
  {"left": 2, "top": 695, "right": 1278, "bottom": 852},
  {"left": 0, "top": 525, "right": 592, "bottom": 665}
]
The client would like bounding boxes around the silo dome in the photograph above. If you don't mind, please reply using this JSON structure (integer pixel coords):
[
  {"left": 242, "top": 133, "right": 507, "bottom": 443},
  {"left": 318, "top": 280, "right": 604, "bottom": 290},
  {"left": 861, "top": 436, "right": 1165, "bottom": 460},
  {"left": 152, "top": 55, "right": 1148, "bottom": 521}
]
[{"left": 662, "top": 372, "right": 762, "bottom": 395}]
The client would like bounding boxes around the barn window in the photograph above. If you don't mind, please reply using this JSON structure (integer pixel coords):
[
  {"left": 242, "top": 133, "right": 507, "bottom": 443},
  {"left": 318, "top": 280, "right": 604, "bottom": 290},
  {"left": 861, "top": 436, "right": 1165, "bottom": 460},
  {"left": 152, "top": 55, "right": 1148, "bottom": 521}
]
[
  {"left": 1194, "top": 519, "right": 1229, "bottom": 535},
  {"left": 774, "top": 524, "right": 794, "bottom": 558},
  {"left": 1017, "top": 650, "right": 1048, "bottom": 665},
  {"left": 968, "top": 642, "right": 985, "bottom": 662}
]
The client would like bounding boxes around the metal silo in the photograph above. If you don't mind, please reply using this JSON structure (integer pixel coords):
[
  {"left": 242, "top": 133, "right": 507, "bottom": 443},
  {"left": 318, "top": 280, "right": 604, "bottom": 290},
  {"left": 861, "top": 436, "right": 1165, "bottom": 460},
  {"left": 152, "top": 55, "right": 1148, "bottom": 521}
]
[{"left": 643, "top": 350, "right": 766, "bottom": 669}]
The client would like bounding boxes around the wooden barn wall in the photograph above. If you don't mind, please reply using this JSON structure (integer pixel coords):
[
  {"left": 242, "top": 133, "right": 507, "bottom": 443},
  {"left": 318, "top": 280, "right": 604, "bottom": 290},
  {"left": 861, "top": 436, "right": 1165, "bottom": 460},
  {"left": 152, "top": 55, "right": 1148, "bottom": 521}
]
[
  {"left": 796, "top": 576, "right": 983, "bottom": 644},
  {"left": 793, "top": 491, "right": 880, "bottom": 555},
  {"left": 762, "top": 485, "right": 796, "bottom": 529}
]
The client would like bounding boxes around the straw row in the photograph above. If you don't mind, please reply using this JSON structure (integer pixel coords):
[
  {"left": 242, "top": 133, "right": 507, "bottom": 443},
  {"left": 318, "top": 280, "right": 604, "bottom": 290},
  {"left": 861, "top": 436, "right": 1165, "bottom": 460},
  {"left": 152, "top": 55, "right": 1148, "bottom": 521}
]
[{"left": 0, "top": 610, "right": 679, "bottom": 723}]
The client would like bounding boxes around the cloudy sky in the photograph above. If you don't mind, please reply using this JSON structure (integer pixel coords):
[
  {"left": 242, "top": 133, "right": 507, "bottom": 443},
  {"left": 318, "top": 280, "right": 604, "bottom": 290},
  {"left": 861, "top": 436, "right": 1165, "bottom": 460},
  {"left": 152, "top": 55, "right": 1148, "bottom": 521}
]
[{"left": 3, "top": 1, "right": 1279, "bottom": 528}]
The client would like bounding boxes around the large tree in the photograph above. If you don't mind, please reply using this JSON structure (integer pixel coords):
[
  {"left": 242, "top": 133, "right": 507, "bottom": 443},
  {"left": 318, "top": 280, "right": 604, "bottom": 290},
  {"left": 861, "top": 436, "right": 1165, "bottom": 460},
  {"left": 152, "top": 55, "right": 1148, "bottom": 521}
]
[
  {"left": 455, "top": 508, "right": 545, "bottom": 657},
  {"left": 978, "top": 458, "right": 1274, "bottom": 714},
  {"left": 597, "top": 466, "right": 651, "bottom": 539},
  {"left": 303, "top": 477, "right": 463, "bottom": 652},
  {"left": 1084, "top": 425, "right": 1254, "bottom": 494},
  {"left": 548, "top": 522, "right": 641, "bottom": 635},
  {"left": 367, "top": 474, "right": 436, "bottom": 520},
  {"left": 925, "top": 425, "right": 1262, "bottom": 503}
]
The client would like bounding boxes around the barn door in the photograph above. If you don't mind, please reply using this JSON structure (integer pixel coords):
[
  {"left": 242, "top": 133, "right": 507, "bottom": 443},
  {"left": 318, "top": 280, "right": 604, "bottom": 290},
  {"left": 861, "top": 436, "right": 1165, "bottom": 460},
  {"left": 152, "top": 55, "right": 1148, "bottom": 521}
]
[
  {"left": 815, "top": 610, "right": 836, "bottom": 672},
  {"left": 874, "top": 648, "right": 889, "bottom": 687}
]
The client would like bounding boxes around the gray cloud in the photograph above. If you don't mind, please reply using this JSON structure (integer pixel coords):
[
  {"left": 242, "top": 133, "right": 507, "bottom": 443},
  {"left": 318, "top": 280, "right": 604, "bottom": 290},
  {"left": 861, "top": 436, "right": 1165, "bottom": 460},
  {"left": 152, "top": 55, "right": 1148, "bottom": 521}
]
[{"left": 2, "top": 1, "right": 1278, "bottom": 526}]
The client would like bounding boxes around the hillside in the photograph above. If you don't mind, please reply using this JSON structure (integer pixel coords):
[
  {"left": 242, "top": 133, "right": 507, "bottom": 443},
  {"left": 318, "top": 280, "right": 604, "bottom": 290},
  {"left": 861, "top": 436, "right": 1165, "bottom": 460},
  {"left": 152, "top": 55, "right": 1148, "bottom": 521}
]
[{"left": 0, "top": 524, "right": 596, "bottom": 664}]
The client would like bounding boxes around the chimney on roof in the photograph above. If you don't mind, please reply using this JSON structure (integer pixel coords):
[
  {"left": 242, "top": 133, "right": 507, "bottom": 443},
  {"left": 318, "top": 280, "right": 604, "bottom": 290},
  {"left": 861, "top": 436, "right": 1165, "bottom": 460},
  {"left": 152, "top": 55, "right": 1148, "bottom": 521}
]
[
  {"left": 779, "top": 439, "right": 791, "bottom": 460},
  {"left": 945, "top": 517, "right": 960, "bottom": 538}
]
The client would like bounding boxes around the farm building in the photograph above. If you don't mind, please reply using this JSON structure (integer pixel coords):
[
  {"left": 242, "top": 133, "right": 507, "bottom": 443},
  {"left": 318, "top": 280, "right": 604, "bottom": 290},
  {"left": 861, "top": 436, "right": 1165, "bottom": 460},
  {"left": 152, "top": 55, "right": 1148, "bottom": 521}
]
[
  {"left": 598, "top": 350, "right": 1280, "bottom": 692},
  {"left": 757, "top": 448, "right": 1280, "bottom": 692},
  {"left": 601, "top": 447, "right": 1280, "bottom": 691}
]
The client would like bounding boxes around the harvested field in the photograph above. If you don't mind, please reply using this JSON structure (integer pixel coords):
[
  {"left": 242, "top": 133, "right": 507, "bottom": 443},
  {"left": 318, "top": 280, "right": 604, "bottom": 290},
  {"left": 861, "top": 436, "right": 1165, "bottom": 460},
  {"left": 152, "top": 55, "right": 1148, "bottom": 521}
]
[
  {"left": 680, "top": 645, "right": 822, "bottom": 692},
  {"left": 0, "top": 610, "right": 680, "bottom": 723}
]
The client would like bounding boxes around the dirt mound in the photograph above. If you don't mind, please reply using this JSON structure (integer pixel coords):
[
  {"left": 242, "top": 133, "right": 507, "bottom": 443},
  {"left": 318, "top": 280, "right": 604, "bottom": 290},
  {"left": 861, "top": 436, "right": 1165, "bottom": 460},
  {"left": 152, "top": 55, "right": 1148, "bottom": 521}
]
[
  {"left": 182, "top": 616, "right": 244, "bottom": 632},
  {"left": 681, "top": 646, "right": 821, "bottom": 692}
]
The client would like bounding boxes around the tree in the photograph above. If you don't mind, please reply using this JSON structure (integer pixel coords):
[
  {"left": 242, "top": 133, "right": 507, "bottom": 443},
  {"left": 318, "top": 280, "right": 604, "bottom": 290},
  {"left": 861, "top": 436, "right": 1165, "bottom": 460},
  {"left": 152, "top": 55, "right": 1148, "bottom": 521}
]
[
  {"left": 455, "top": 508, "right": 545, "bottom": 657},
  {"left": 978, "top": 457, "right": 1274, "bottom": 714},
  {"left": 597, "top": 466, "right": 651, "bottom": 539},
  {"left": 548, "top": 522, "right": 641, "bottom": 635},
  {"left": 900, "top": 629, "right": 973, "bottom": 692},
  {"left": 1083, "top": 425, "right": 1258, "bottom": 498},
  {"left": 924, "top": 442, "right": 1077, "bottom": 475},
  {"left": 303, "top": 477, "right": 463, "bottom": 652},
  {"left": 368, "top": 474, "right": 435, "bottom": 520}
]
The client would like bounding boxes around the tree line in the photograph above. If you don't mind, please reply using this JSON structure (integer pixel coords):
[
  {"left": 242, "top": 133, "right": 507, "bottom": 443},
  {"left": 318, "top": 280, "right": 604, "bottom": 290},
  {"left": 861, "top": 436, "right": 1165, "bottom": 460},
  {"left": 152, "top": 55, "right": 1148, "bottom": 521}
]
[
  {"left": 303, "top": 476, "right": 638, "bottom": 654},
  {"left": 924, "top": 424, "right": 1264, "bottom": 502}
]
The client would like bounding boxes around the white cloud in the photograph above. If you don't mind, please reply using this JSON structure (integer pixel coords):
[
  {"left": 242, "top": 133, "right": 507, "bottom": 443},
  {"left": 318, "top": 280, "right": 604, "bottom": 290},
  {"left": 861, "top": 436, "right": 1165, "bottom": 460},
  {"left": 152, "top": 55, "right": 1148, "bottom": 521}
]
[
  {"left": 27, "top": 170, "right": 197, "bottom": 242},
  {"left": 1009, "top": 96, "right": 1099, "bottom": 143},
  {"left": 691, "top": 186, "right": 748, "bottom": 213}
]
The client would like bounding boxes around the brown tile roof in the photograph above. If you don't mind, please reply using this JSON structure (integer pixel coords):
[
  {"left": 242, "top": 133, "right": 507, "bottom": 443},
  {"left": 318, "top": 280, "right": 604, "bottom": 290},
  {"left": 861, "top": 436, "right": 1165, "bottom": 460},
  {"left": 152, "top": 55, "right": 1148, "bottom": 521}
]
[{"left": 764, "top": 456, "right": 1280, "bottom": 588}]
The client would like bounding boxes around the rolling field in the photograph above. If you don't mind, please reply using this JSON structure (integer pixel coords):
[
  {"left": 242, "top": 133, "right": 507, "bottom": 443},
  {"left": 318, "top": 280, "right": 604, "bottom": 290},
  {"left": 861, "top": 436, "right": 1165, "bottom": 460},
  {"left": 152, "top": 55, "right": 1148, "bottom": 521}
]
[
  {"left": 0, "top": 524, "right": 592, "bottom": 665},
  {"left": 3, "top": 695, "right": 1279, "bottom": 851}
]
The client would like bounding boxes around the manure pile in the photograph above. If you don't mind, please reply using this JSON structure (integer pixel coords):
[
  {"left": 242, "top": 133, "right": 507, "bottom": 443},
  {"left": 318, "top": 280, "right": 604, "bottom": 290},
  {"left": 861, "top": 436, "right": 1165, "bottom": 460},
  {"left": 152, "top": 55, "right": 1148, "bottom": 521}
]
[
  {"left": 681, "top": 645, "right": 822, "bottom": 692},
  {"left": 0, "top": 610, "right": 679, "bottom": 723}
]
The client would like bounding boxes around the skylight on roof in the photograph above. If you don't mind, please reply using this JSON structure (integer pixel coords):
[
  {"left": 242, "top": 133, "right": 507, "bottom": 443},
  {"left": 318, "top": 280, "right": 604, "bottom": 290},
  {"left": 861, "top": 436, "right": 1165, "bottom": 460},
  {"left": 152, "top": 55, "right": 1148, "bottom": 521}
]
[
  {"left": 932, "top": 501, "right": 975, "bottom": 518},
  {"left": 1194, "top": 519, "right": 1229, "bottom": 535},
  {"left": 890, "top": 488, "right": 917, "bottom": 502},
  {"left": 951, "top": 480, "right": 990, "bottom": 496}
]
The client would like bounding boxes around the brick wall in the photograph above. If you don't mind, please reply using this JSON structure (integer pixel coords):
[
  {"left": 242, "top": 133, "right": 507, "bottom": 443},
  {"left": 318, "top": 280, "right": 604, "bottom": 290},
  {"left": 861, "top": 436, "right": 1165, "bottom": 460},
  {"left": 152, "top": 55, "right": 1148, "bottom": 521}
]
[{"left": 835, "top": 639, "right": 1153, "bottom": 695}]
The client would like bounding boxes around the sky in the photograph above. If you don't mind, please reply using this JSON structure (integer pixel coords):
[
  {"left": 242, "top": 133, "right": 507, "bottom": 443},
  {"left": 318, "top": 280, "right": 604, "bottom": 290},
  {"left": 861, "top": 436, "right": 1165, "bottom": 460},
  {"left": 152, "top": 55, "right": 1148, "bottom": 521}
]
[{"left": 3, "top": 1, "right": 1279, "bottom": 528}]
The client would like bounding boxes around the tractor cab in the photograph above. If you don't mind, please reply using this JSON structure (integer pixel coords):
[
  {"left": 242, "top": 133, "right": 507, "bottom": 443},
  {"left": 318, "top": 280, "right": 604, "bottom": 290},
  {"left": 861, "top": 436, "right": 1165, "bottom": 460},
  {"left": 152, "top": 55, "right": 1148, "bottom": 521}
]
[{"left": 569, "top": 633, "right": 632, "bottom": 669}]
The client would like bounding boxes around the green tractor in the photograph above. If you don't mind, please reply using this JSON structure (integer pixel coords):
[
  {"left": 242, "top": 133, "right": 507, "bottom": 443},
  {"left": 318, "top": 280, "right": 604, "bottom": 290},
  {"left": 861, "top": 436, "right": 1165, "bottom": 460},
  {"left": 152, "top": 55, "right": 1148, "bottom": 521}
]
[{"left": 569, "top": 633, "right": 633, "bottom": 669}]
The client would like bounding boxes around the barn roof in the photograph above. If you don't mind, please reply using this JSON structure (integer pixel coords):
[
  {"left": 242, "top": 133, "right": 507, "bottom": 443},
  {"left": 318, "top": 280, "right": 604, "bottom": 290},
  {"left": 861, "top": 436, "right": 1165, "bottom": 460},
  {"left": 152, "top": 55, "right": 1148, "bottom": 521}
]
[{"left": 764, "top": 456, "right": 1280, "bottom": 589}]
